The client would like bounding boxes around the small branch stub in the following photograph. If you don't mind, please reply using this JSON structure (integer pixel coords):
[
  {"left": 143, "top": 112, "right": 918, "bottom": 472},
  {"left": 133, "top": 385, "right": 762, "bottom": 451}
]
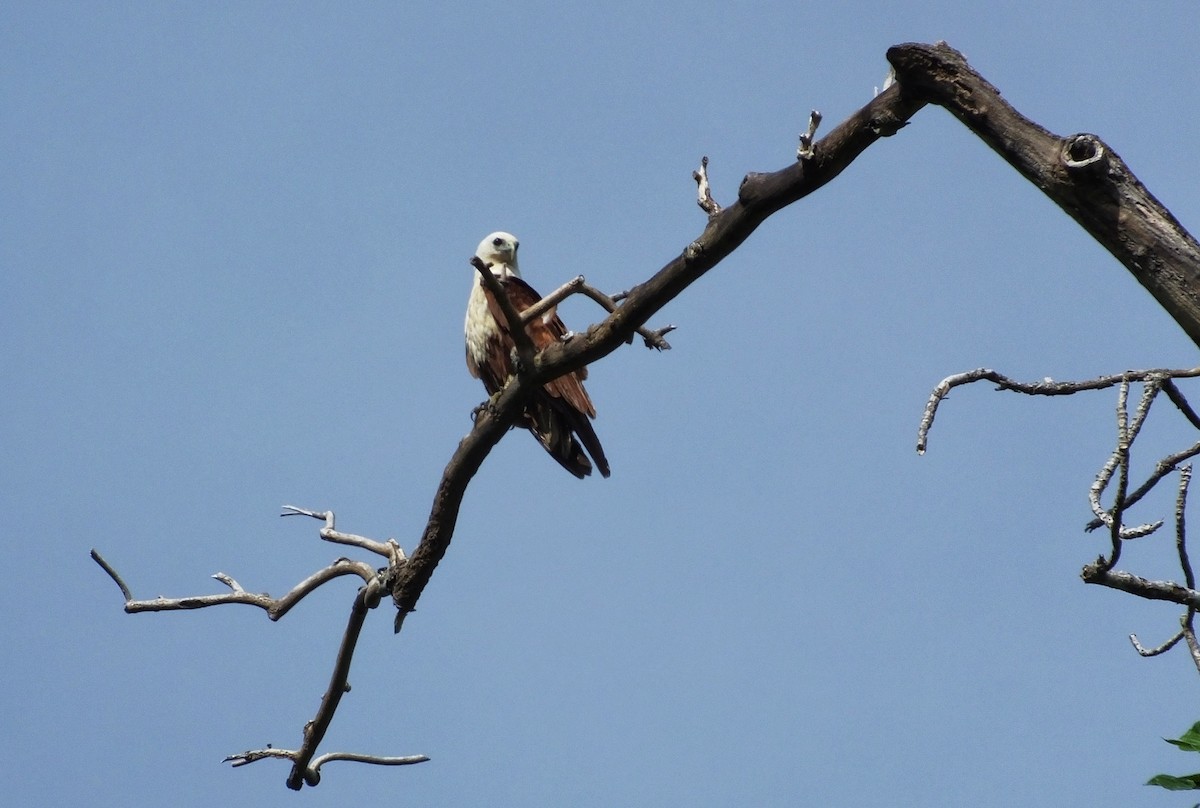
[
  {"left": 692, "top": 155, "right": 721, "bottom": 217},
  {"left": 797, "top": 110, "right": 823, "bottom": 160}
]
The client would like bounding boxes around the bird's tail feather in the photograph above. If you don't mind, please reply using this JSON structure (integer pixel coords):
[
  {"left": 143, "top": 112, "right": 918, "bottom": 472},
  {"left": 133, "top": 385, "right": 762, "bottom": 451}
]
[{"left": 527, "top": 395, "right": 607, "bottom": 479}]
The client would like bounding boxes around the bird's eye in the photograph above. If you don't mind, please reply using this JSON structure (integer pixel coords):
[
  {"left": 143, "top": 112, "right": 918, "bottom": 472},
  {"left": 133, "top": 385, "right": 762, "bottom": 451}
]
[{"left": 492, "top": 237, "right": 504, "bottom": 247}]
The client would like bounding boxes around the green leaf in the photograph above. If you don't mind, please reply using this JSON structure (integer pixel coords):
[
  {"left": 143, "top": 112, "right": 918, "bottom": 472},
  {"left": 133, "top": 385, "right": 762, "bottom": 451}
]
[
  {"left": 1147, "top": 773, "right": 1200, "bottom": 791},
  {"left": 1165, "top": 722, "right": 1200, "bottom": 753}
]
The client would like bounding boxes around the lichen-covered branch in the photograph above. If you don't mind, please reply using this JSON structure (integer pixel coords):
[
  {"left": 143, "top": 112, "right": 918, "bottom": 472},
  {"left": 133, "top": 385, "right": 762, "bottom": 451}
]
[
  {"left": 920, "top": 367, "right": 1200, "bottom": 673},
  {"left": 917, "top": 367, "right": 1200, "bottom": 455}
]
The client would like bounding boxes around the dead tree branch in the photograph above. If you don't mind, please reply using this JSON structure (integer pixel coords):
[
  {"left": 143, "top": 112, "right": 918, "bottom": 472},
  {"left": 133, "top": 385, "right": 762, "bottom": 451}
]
[
  {"left": 92, "top": 509, "right": 425, "bottom": 788},
  {"left": 225, "top": 747, "right": 428, "bottom": 785},
  {"left": 692, "top": 155, "right": 721, "bottom": 217},
  {"left": 917, "top": 367, "right": 1200, "bottom": 455},
  {"left": 887, "top": 42, "right": 1200, "bottom": 350},
  {"left": 389, "top": 69, "right": 929, "bottom": 630},
  {"left": 98, "top": 40, "right": 1200, "bottom": 789},
  {"left": 91, "top": 547, "right": 377, "bottom": 620},
  {"left": 515, "top": 274, "right": 675, "bottom": 350},
  {"left": 920, "top": 367, "right": 1200, "bottom": 674}
]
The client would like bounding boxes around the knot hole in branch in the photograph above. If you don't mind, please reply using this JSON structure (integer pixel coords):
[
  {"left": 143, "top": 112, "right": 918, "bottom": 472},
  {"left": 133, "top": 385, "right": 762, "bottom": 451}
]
[{"left": 1062, "top": 133, "right": 1106, "bottom": 173}]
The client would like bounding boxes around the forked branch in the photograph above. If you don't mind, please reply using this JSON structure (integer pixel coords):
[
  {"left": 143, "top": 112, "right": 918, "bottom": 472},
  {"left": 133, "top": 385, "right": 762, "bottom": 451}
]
[
  {"left": 512, "top": 273, "right": 675, "bottom": 350},
  {"left": 92, "top": 508, "right": 425, "bottom": 788},
  {"left": 90, "top": 548, "right": 376, "bottom": 620},
  {"left": 920, "top": 367, "right": 1200, "bottom": 674}
]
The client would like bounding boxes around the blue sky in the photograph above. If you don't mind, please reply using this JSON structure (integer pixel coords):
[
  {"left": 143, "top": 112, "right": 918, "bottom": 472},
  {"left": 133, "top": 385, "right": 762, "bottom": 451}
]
[{"left": 5, "top": 2, "right": 1200, "bottom": 806}]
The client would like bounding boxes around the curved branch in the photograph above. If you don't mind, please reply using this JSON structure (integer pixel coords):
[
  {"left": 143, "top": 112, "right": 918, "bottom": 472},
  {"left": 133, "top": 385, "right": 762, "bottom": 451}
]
[
  {"left": 91, "top": 548, "right": 376, "bottom": 621},
  {"left": 887, "top": 42, "right": 1200, "bottom": 349},
  {"left": 225, "top": 746, "right": 428, "bottom": 783},
  {"left": 286, "top": 577, "right": 385, "bottom": 789},
  {"left": 1130, "top": 629, "right": 1185, "bottom": 657},
  {"left": 388, "top": 81, "right": 928, "bottom": 627},
  {"left": 916, "top": 366, "right": 1200, "bottom": 455},
  {"left": 281, "top": 504, "right": 404, "bottom": 564}
]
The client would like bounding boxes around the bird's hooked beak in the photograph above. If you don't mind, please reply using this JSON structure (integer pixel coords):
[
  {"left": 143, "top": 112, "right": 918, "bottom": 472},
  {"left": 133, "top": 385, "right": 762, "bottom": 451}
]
[{"left": 498, "top": 242, "right": 518, "bottom": 276}]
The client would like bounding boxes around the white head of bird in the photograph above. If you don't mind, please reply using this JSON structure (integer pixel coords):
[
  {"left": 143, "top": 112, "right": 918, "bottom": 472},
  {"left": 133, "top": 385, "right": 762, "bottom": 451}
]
[{"left": 474, "top": 231, "right": 521, "bottom": 278}]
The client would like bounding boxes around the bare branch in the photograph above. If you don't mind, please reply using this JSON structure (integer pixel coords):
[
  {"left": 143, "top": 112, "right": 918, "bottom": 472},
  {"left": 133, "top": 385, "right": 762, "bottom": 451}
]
[
  {"left": 917, "top": 367, "right": 1200, "bottom": 454},
  {"left": 285, "top": 577, "right": 385, "bottom": 789},
  {"left": 93, "top": 555, "right": 376, "bottom": 620},
  {"left": 1084, "top": 440, "right": 1200, "bottom": 532},
  {"left": 517, "top": 276, "right": 674, "bottom": 351},
  {"left": 1178, "top": 465, "right": 1195, "bottom": 590},
  {"left": 888, "top": 42, "right": 1200, "bottom": 349},
  {"left": 101, "top": 43, "right": 1200, "bottom": 788},
  {"left": 93, "top": 507, "right": 399, "bottom": 623},
  {"left": 919, "top": 365, "right": 1200, "bottom": 668},
  {"left": 517, "top": 275, "right": 586, "bottom": 325},
  {"left": 1130, "top": 629, "right": 1185, "bottom": 657},
  {"left": 1184, "top": 615, "right": 1200, "bottom": 674},
  {"left": 282, "top": 505, "right": 402, "bottom": 562},
  {"left": 389, "top": 75, "right": 929, "bottom": 628},
  {"left": 90, "top": 548, "right": 132, "bottom": 601},
  {"left": 796, "top": 110, "right": 822, "bottom": 160},
  {"left": 1164, "top": 379, "right": 1200, "bottom": 431},
  {"left": 1080, "top": 564, "right": 1200, "bottom": 609},
  {"left": 225, "top": 746, "right": 428, "bottom": 783},
  {"left": 692, "top": 155, "right": 721, "bottom": 217},
  {"left": 1089, "top": 380, "right": 1164, "bottom": 547},
  {"left": 1125, "top": 469, "right": 1200, "bottom": 666}
]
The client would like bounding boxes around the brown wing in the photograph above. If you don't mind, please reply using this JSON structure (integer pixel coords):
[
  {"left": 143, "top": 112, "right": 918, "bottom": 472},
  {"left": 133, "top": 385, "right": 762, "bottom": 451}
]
[
  {"left": 485, "top": 277, "right": 595, "bottom": 415},
  {"left": 481, "top": 276, "right": 610, "bottom": 478}
]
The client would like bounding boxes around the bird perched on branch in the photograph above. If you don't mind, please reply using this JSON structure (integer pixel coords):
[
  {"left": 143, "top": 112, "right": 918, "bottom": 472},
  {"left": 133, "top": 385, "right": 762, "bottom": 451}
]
[{"left": 464, "top": 231, "right": 610, "bottom": 478}]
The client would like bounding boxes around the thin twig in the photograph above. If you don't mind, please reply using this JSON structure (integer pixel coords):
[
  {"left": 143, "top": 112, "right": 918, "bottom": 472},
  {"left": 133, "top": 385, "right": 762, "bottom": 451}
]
[
  {"left": 226, "top": 746, "right": 428, "bottom": 783},
  {"left": 1087, "top": 379, "right": 1164, "bottom": 545},
  {"left": 1184, "top": 614, "right": 1200, "bottom": 674},
  {"left": 916, "top": 367, "right": 1200, "bottom": 455},
  {"left": 90, "top": 549, "right": 132, "bottom": 601},
  {"left": 282, "top": 505, "right": 401, "bottom": 562},
  {"left": 517, "top": 276, "right": 585, "bottom": 325},
  {"left": 1129, "top": 629, "right": 1185, "bottom": 657},
  {"left": 1102, "top": 380, "right": 1132, "bottom": 570},
  {"left": 517, "top": 276, "right": 674, "bottom": 351},
  {"left": 1084, "top": 440, "right": 1200, "bottom": 532},
  {"left": 1178, "top": 465, "right": 1195, "bottom": 590},
  {"left": 285, "top": 577, "right": 383, "bottom": 790},
  {"left": 92, "top": 555, "right": 376, "bottom": 620},
  {"left": 1163, "top": 379, "right": 1200, "bottom": 431},
  {"left": 1175, "top": 467, "right": 1200, "bottom": 675}
]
